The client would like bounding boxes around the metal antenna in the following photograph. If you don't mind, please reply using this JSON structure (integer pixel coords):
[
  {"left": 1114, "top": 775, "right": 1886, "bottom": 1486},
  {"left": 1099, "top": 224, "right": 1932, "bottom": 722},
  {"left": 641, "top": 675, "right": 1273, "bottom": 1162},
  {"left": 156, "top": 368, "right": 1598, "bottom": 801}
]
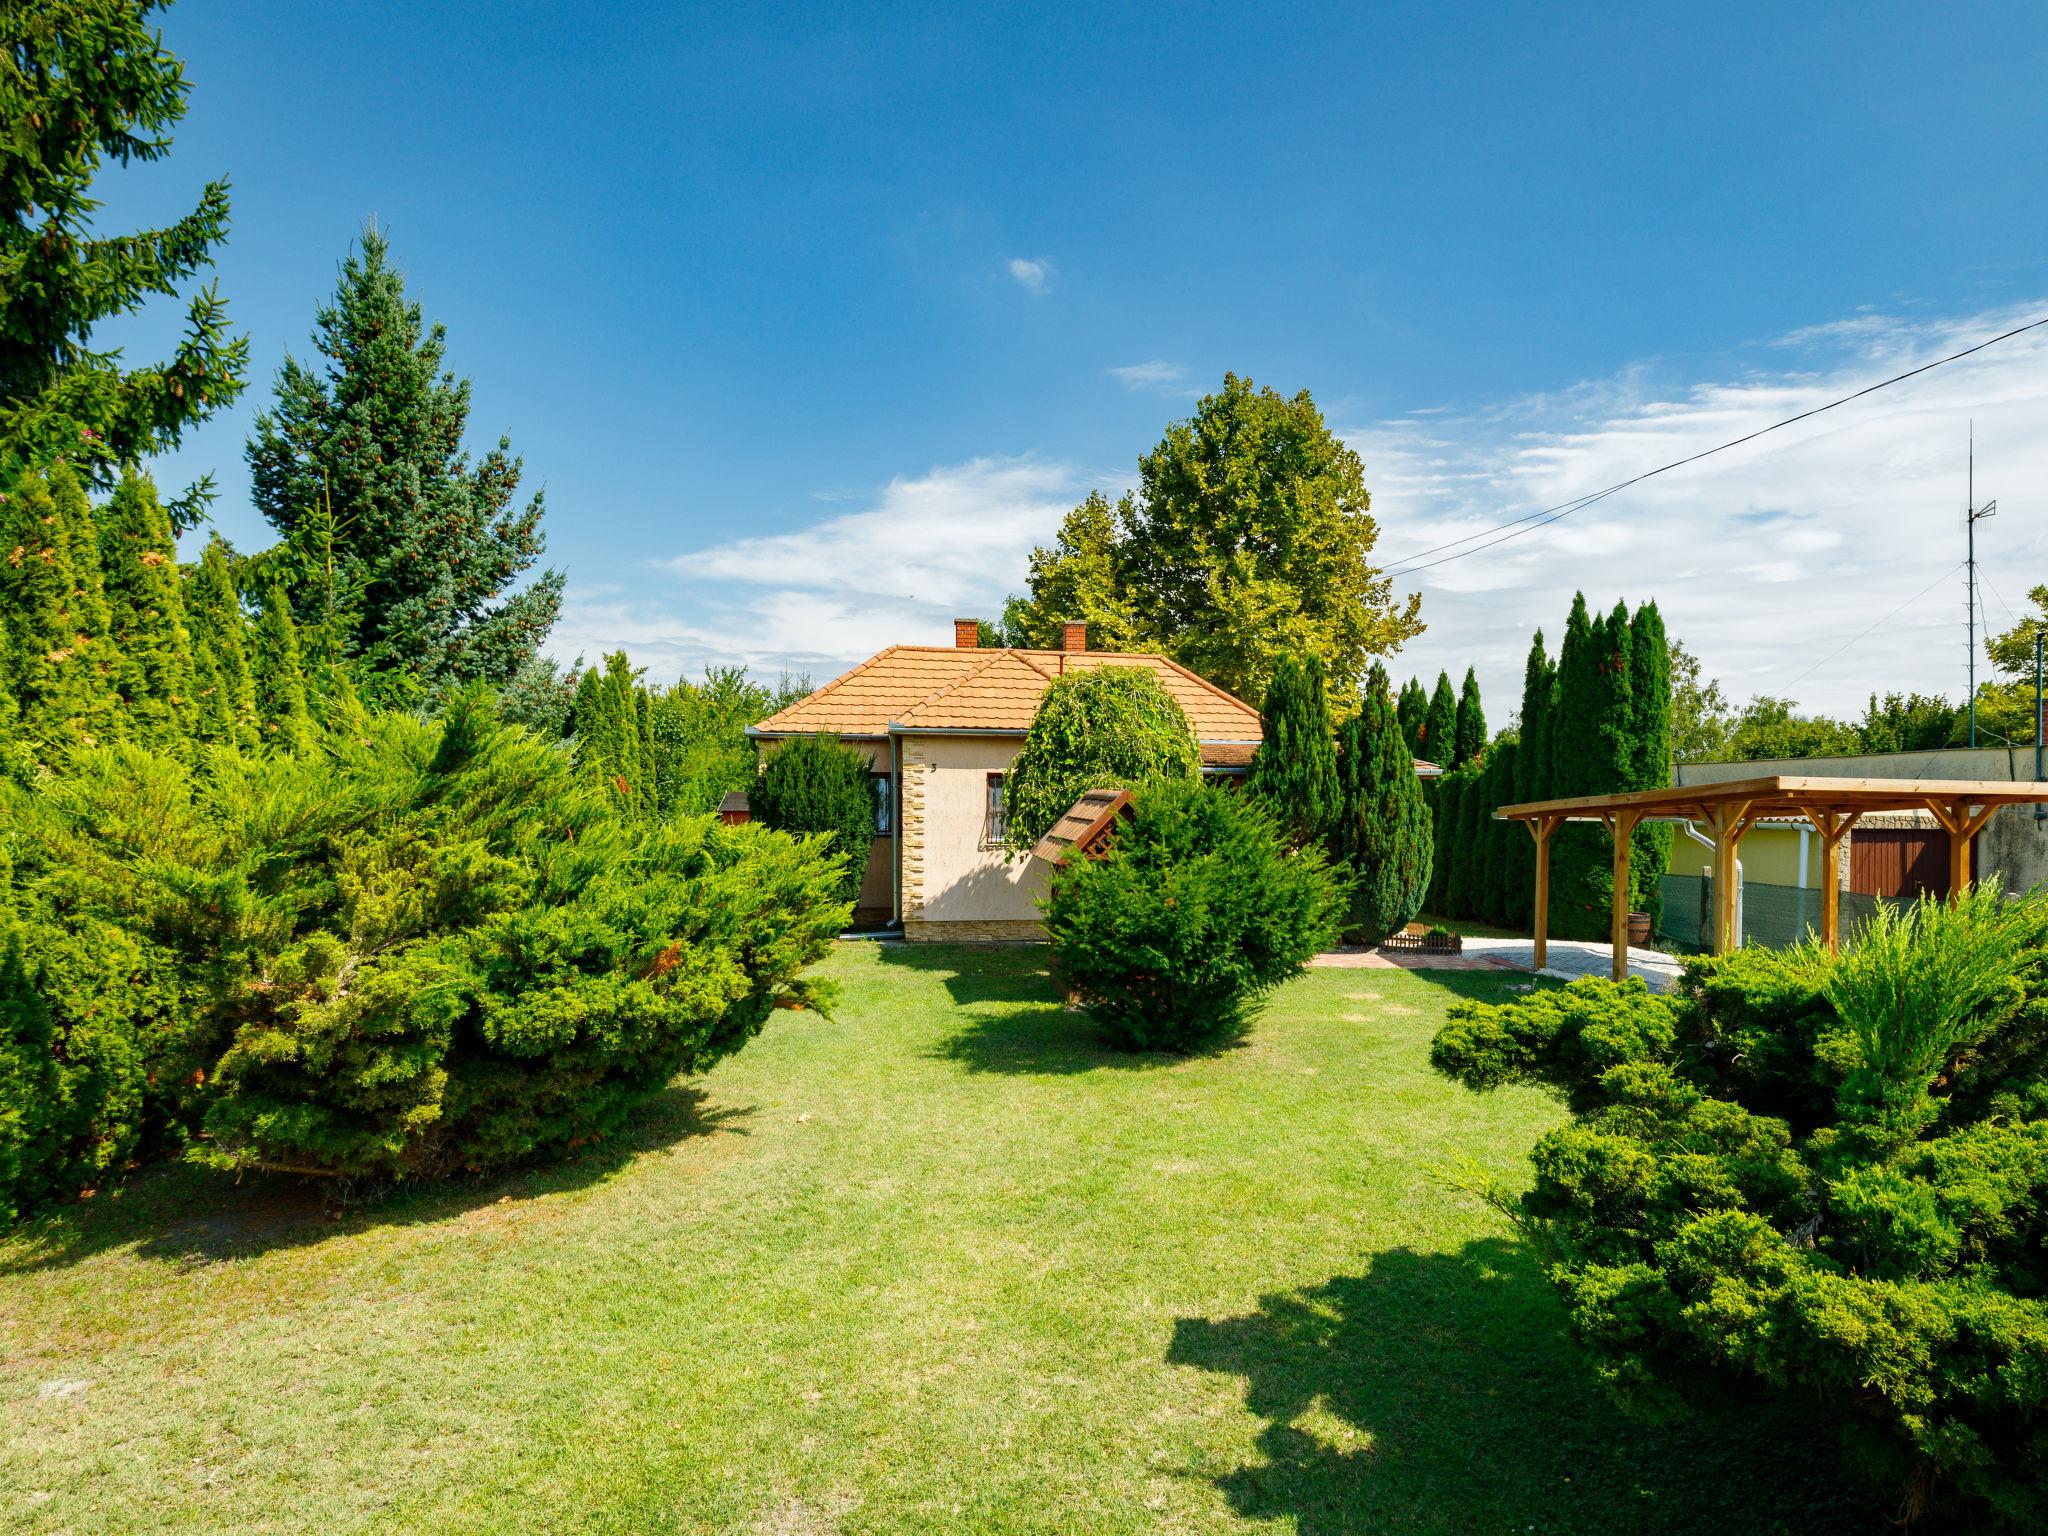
[{"left": 1967, "top": 421, "right": 1999, "bottom": 747}]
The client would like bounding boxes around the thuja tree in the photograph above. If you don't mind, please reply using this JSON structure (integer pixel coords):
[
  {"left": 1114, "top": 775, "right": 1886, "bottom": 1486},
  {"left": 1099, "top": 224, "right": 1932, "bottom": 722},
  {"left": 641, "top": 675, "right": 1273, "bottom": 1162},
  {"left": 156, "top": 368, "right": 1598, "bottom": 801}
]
[
  {"left": 1453, "top": 667, "right": 1485, "bottom": 767},
  {"left": 1422, "top": 671, "right": 1456, "bottom": 766},
  {"left": 1244, "top": 653, "right": 1338, "bottom": 848},
  {"left": 750, "top": 734, "right": 876, "bottom": 904},
  {"left": 1507, "top": 632, "right": 1555, "bottom": 927},
  {"left": 1396, "top": 676, "right": 1427, "bottom": 757},
  {"left": 1627, "top": 599, "right": 1673, "bottom": 928},
  {"left": 1329, "top": 664, "right": 1431, "bottom": 943},
  {"left": 247, "top": 227, "right": 563, "bottom": 705},
  {"left": 571, "top": 652, "right": 658, "bottom": 817},
  {"left": 1426, "top": 769, "right": 1463, "bottom": 913},
  {"left": 0, "top": 464, "right": 122, "bottom": 758},
  {"left": 184, "top": 535, "right": 259, "bottom": 751},
  {"left": 0, "top": 0, "right": 248, "bottom": 521},
  {"left": 1431, "top": 888, "right": 2048, "bottom": 1528},
  {"left": 1547, "top": 598, "right": 1634, "bottom": 940},
  {"left": 99, "top": 470, "right": 194, "bottom": 751},
  {"left": 1005, "top": 666, "right": 1200, "bottom": 851},
  {"left": 250, "top": 584, "right": 314, "bottom": 756}
]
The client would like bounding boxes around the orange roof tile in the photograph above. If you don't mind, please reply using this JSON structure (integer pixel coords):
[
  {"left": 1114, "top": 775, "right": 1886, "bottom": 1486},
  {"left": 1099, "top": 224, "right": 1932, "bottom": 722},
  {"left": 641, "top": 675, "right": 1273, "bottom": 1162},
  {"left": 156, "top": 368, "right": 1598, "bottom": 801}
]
[{"left": 751, "top": 644, "right": 1265, "bottom": 746}]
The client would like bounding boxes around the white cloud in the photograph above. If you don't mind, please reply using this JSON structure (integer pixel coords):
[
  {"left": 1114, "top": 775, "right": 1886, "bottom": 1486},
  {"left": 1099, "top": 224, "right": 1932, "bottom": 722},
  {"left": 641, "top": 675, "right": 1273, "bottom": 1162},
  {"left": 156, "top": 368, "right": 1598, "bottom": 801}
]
[
  {"left": 1351, "top": 301, "right": 2048, "bottom": 723},
  {"left": 550, "top": 457, "right": 1086, "bottom": 683},
  {"left": 1006, "top": 257, "right": 1052, "bottom": 295},
  {"left": 1108, "top": 359, "right": 1187, "bottom": 392}
]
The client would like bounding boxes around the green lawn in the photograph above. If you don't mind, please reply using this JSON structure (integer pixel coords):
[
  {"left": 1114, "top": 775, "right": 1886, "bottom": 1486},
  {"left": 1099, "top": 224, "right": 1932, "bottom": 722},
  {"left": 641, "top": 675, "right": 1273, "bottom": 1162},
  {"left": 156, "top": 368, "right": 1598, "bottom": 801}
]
[{"left": 3, "top": 945, "right": 1876, "bottom": 1535}]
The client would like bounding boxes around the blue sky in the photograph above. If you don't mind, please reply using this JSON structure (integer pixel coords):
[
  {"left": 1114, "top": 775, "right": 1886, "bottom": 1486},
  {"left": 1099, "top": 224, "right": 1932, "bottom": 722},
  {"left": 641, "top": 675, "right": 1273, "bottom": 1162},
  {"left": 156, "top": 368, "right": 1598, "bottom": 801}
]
[{"left": 123, "top": 0, "right": 2048, "bottom": 718}]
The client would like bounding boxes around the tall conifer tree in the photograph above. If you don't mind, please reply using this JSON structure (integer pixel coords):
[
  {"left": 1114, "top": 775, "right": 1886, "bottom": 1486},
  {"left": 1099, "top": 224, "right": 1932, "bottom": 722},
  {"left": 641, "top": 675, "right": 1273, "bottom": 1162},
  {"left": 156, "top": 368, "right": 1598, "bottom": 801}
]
[
  {"left": 1422, "top": 671, "right": 1457, "bottom": 765},
  {"left": 0, "top": 1, "right": 248, "bottom": 519},
  {"left": 0, "top": 466, "right": 120, "bottom": 754},
  {"left": 1245, "top": 654, "right": 1339, "bottom": 847},
  {"left": 99, "top": 470, "right": 195, "bottom": 750},
  {"left": 185, "top": 536, "right": 259, "bottom": 750},
  {"left": 246, "top": 227, "right": 563, "bottom": 703},
  {"left": 251, "top": 584, "right": 315, "bottom": 755},
  {"left": 1453, "top": 667, "right": 1486, "bottom": 767},
  {"left": 1627, "top": 600, "right": 1673, "bottom": 929},
  {"left": 1396, "top": 677, "right": 1427, "bottom": 757},
  {"left": 1509, "top": 631, "right": 1555, "bottom": 927},
  {"left": 1329, "top": 664, "right": 1431, "bottom": 942}
]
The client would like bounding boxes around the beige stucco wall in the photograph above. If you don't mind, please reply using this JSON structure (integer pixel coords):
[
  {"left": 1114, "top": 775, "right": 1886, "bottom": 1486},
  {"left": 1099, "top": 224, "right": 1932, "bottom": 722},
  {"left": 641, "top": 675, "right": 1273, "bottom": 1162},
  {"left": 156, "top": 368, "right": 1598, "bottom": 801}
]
[
  {"left": 899, "top": 733, "right": 1045, "bottom": 933},
  {"left": 1666, "top": 823, "right": 1822, "bottom": 887}
]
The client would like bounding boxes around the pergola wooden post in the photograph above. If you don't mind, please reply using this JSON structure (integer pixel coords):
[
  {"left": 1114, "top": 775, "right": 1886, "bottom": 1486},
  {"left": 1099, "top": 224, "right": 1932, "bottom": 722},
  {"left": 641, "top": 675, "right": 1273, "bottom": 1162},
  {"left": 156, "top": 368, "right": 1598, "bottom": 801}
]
[
  {"left": 1601, "top": 809, "right": 1641, "bottom": 981},
  {"left": 1797, "top": 808, "right": 1860, "bottom": 952},
  {"left": 1493, "top": 776, "right": 2048, "bottom": 970},
  {"left": 1925, "top": 799, "right": 1998, "bottom": 901},
  {"left": 1525, "top": 814, "right": 1559, "bottom": 970}
]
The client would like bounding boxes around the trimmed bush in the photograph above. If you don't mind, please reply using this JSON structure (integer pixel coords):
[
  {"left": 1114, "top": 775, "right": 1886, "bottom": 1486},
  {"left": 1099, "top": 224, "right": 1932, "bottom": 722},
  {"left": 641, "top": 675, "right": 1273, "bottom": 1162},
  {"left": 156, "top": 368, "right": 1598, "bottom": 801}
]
[
  {"left": 1005, "top": 666, "right": 1200, "bottom": 852},
  {"left": 1430, "top": 886, "right": 2048, "bottom": 1527},
  {"left": 10, "top": 692, "right": 848, "bottom": 1184},
  {"left": 1042, "top": 778, "right": 1346, "bottom": 1051},
  {"left": 751, "top": 732, "right": 877, "bottom": 903}
]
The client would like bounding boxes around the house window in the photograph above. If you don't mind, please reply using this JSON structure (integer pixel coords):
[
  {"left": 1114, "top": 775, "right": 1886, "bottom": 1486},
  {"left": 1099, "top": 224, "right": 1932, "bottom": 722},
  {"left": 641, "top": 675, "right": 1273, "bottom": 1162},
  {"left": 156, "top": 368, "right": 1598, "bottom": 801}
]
[
  {"left": 872, "top": 773, "right": 892, "bottom": 835},
  {"left": 983, "top": 772, "right": 1007, "bottom": 848}
]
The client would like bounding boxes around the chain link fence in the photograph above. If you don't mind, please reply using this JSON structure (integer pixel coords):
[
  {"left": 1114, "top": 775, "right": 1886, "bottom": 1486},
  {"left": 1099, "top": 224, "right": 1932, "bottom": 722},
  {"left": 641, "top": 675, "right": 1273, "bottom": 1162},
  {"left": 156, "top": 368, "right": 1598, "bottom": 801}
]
[{"left": 1657, "top": 874, "right": 1882, "bottom": 952}]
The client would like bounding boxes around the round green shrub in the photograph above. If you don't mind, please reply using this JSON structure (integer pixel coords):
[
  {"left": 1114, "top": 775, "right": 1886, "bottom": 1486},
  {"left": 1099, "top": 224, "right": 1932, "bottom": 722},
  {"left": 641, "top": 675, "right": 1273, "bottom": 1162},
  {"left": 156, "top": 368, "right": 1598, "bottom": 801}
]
[
  {"left": 749, "top": 733, "right": 877, "bottom": 903},
  {"left": 1430, "top": 886, "right": 2048, "bottom": 1528},
  {"left": 1005, "top": 666, "right": 1200, "bottom": 852},
  {"left": 1042, "top": 778, "right": 1347, "bottom": 1051}
]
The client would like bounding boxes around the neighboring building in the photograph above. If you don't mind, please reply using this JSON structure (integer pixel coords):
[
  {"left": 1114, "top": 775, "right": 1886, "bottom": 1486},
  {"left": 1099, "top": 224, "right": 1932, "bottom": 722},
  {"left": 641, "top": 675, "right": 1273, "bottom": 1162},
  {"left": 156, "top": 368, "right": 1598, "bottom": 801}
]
[
  {"left": 1660, "top": 746, "right": 2048, "bottom": 947},
  {"left": 745, "top": 620, "right": 1267, "bottom": 940}
]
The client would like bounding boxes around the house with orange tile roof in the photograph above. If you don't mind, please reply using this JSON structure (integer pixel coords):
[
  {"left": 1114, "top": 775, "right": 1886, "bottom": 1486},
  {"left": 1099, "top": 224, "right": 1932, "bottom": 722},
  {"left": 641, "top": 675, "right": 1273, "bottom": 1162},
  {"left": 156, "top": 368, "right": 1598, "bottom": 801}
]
[{"left": 745, "top": 620, "right": 1269, "bottom": 939}]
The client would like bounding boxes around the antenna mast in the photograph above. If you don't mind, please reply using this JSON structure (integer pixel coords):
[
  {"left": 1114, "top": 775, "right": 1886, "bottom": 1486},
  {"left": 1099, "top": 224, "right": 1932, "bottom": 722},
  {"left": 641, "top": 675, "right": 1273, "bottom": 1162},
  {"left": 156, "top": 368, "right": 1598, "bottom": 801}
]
[{"left": 1967, "top": 422, "right": 1999, "bottom": 748}]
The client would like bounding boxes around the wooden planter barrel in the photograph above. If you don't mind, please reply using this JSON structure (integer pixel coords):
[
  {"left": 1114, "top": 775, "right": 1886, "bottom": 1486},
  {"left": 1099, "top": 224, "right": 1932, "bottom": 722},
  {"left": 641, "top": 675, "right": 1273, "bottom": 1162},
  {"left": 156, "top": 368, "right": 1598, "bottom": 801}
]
[{"left": 1626, "top": 911, "right": 1652, "bottom": 946}]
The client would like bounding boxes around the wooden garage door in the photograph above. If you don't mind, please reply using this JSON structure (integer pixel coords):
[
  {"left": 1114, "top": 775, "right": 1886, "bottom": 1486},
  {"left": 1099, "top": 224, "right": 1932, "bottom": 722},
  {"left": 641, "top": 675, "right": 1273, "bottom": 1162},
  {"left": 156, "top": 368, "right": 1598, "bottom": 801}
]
[{"left": 1848, "top": 829, "right": 1953, "bottom": 900}]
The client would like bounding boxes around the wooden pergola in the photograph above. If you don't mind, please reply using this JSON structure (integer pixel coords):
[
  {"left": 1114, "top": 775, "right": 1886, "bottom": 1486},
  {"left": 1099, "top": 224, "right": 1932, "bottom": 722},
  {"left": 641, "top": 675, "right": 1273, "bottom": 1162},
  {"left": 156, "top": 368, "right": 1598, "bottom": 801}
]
[{"left": 1495, "top": 776, "right": 2048, "bottom": 982}]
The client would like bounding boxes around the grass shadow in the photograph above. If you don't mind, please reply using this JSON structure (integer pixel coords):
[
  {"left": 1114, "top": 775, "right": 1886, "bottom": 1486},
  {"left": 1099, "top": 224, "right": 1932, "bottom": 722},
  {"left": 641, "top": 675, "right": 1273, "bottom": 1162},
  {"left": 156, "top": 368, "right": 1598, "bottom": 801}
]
[
  {"left": 1, "top": 1083, "right": 751, "bottom": 1277},
  {"left": 1169, "top": 1237, "right": 1885, "bottom": 1535},
  {"left": 878, "top": 940, "right": 1224, "bottom": 1076}
]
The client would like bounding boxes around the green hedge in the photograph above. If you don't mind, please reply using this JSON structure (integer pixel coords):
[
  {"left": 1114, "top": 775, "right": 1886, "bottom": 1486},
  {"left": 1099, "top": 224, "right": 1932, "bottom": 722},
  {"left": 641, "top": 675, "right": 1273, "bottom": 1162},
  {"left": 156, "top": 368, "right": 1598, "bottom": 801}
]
[{"left": 751, "top": 733, "right": 877, "bottom": 904}]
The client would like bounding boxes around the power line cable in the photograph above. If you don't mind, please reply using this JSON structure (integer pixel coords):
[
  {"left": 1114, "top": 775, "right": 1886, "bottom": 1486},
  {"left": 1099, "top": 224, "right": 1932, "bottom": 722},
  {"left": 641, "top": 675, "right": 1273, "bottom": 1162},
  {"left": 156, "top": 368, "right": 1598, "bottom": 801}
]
[
  {"left": 1382, "top": 311, "right": 2048, "bottom": 579},
  {"left": 1780, "top": 562, "right": 1965, "bottom": 692}
]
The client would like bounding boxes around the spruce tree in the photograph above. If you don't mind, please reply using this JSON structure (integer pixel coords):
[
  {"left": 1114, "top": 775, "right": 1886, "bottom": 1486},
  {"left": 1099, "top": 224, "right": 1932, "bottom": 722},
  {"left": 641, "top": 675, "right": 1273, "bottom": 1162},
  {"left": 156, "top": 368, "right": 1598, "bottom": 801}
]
[
  {"left": 0, "top": 2, "right": 248, "bottom": 520},
  {"left": 251, "top": 584, "right": 315, "bottom": 755},
  {"left": 1627, "top": 600, "right": 1673, "bottom": 931},
  {"left": 1244, "top": 654, "right": 1339, "bottom": 847},
  {"left": 1453, "top": 667, "right": 1486, "bottom": 767},
  {"left": 99, "top": 470, "right": 195, "bottom": 751},
  {"left": 1329, "top": 664, "right": 1431, "bottom": 943},
  {"left": 246, "top": 227, "right": 563, "bottom": 703},
  {"left": 1396, "top": 677, "right": 1427, "bottom": 757},
  {"left": 184, "top": 536, "right": 259, "bottom": 750},
  {"left": 1422, "top": 671, "right": 1457, "bottom": 766}
]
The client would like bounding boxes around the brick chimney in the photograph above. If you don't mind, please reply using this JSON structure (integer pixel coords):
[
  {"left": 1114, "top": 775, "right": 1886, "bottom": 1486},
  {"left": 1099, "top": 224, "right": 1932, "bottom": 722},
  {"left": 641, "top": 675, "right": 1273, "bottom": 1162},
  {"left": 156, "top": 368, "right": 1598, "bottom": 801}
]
[
  {"left": 954, "top": 618, "right": 980, "bottom": 649},
  {"left": 1062, "top": 620, "right": 1088, "bottom": 653}
]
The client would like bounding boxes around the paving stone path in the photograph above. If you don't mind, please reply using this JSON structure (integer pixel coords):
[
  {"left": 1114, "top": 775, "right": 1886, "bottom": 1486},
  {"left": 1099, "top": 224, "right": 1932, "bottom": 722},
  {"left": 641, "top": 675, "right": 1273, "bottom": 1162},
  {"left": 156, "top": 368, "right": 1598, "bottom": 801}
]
[{"left": 1311, "top": 936, "right": 1684, "bottom": 993}]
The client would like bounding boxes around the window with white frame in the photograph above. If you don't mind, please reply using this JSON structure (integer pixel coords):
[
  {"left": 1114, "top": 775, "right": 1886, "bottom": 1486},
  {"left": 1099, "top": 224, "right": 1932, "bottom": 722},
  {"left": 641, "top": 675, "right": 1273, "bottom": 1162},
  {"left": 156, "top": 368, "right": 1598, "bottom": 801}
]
[{"left": 983, "top": 772, "right": 1007, "bottom": 847}]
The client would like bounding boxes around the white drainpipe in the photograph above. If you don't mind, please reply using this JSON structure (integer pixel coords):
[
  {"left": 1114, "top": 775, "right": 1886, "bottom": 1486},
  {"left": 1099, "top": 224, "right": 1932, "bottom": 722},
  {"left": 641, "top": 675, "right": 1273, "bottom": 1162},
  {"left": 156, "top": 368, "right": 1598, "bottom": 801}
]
[{"left": 1682, "top": 821, "right": 1742, "bottom": 949}]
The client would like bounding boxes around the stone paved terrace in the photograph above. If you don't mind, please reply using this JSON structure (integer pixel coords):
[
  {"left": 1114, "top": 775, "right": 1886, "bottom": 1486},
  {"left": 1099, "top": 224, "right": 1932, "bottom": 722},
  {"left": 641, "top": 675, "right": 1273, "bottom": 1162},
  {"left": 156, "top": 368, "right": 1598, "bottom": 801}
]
[{"left": 1311, "top": 937, "right": 1684, "bottom": 993}]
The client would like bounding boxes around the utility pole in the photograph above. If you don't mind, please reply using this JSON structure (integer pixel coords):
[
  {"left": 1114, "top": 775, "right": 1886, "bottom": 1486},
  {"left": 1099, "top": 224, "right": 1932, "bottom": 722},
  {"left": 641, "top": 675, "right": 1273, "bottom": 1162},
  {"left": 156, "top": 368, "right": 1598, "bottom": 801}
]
[{"left": 1967, "top": 422, "right": 1998, "bottom": 748}]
